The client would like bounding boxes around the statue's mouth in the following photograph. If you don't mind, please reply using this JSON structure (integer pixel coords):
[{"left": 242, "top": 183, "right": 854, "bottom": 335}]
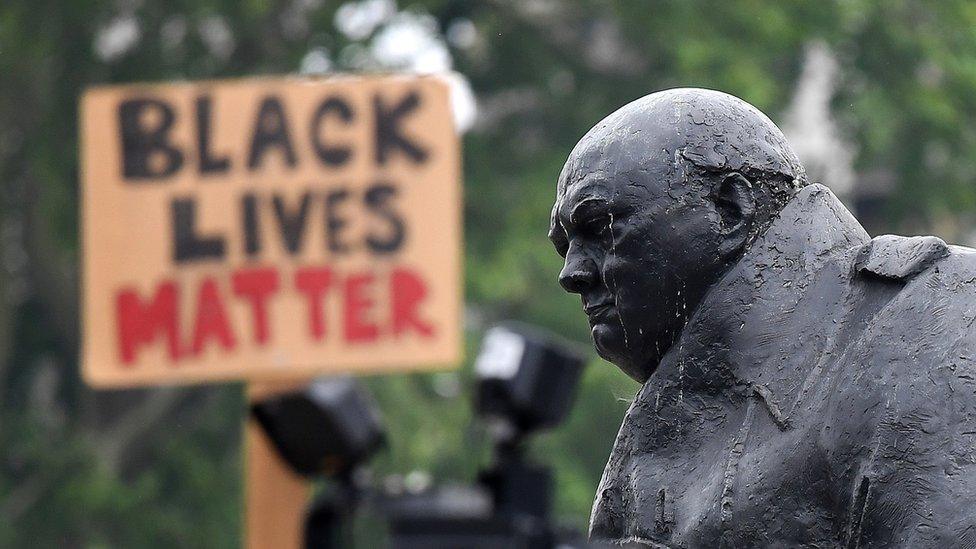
[{"left": 584, "top": 301, "right": 614, "bottom": 319}]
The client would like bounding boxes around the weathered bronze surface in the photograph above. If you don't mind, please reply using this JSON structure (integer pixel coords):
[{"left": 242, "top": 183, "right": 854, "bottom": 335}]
[{"left": 550, "top": 88, "right": 976, "bottom": 547}]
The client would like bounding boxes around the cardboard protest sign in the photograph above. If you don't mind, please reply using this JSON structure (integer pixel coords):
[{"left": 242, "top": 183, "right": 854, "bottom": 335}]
[{"left": 81, "top": 75, "right": 461, "bottom": 387}]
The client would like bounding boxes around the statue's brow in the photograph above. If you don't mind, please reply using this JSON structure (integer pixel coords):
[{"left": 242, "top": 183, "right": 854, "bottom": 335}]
[{"left": 569, "top": 197, "right": 609, "bottom": 224}]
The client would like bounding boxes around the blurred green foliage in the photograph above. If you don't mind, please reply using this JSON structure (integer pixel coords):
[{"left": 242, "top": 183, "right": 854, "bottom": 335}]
[{"left": 2, "top": 0, "right": 976, "bottom": 546}]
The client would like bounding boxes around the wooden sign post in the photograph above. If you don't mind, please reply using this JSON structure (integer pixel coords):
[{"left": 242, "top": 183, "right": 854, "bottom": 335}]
[
  {"left": 79, "top": 75, "right": 462, "bottom": 547},
  {"left": 245, "top": 380, "right": 310, "bottom": 549}
]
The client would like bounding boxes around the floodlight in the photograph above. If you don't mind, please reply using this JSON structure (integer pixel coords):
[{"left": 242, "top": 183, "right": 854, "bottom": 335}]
[
  {"left": 250, "top": 377, "right": 385, "bottom": 478},
  {"left": 474, "top": 323, "right": 588, "bottom": 436}
]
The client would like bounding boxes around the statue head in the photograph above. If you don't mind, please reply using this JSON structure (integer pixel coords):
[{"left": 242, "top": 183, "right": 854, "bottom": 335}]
[{"left": 549, "top": 88, "right": 808, "bottom": 382}]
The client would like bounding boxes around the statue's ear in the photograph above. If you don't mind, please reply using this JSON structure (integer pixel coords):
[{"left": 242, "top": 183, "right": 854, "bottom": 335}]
[{"left": 711, "top": 172, "right": 756, "bottom": 259}]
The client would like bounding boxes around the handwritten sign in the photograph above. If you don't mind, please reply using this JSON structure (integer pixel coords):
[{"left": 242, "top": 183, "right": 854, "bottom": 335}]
[{"left": 81, "top": 75, "right": 461, "bottom": 387}]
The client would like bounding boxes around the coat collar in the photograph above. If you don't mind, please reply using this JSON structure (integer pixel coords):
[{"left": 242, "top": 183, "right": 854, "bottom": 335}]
[{"left": 648, "top": 184, "right": 870, "bottom": 409}]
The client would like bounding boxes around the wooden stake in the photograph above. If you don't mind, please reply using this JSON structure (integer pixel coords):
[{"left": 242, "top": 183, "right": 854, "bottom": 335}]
[{"left": 245, "top": 380, "right": 311, "bottom": 549}]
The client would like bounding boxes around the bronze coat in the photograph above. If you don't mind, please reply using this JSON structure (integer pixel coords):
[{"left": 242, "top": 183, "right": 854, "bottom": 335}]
[{"left": 590, "top": 184, "right": 976, "bottom": 548}]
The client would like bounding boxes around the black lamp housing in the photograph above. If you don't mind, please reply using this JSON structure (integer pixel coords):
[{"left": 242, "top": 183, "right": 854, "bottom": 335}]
[
  {"left": 474, "top": 323, "right": 588, "bottom": 435},
  {"left": 250, "top": 377, "right": 385, "bottom": 478}
]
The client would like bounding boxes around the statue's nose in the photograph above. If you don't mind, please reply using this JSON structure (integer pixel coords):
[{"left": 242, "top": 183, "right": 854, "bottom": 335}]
[{"left": 559, "top": 253, "right": 598, "bottom": 294}]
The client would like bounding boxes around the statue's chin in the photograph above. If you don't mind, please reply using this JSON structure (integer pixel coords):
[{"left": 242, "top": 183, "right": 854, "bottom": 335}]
[
  {"left": 592, "top": 324, "right": 645, "bottom": 382},
  {"left": 590, "top": 323, "right": 618, "bottom": 356}
]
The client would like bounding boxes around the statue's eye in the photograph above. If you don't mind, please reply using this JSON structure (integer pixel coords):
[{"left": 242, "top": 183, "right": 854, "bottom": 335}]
[
  {"left": 581, "top": 213, "right": 612, "bottom": 238},
  {"left": 568, "top": 197, "right": 612, "bottom": 241}
]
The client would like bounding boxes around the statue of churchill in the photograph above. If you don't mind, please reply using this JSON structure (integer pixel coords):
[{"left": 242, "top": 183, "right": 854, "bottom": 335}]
[{"left": 549, "top": 88, "right": 976, "bottom": 547}]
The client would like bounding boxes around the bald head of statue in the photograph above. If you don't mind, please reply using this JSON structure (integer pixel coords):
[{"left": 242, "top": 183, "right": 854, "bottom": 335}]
[{"left": 549, "top": 88, "right": 808, "bottom": 382}]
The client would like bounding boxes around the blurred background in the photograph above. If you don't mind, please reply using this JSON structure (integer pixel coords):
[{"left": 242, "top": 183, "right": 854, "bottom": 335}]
[{"left": 3, "top": 0, "right": 976, "bottom": 546}]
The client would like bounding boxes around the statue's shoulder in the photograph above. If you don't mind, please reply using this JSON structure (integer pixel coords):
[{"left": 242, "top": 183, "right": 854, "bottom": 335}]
[{"left": 853, "top": 233, "right": 951, "bottom": 280}]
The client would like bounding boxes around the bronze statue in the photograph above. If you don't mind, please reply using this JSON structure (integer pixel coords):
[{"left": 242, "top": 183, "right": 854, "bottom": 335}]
[{"left": 549, "top": 88, "right": 976, "bottom": 547}]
